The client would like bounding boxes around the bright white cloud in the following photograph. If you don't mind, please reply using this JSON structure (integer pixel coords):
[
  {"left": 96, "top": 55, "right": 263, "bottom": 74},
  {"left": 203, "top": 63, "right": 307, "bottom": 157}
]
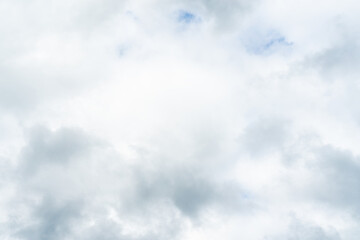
[{"left": 1, "top": 0, "right": 360, "bottom": 239}]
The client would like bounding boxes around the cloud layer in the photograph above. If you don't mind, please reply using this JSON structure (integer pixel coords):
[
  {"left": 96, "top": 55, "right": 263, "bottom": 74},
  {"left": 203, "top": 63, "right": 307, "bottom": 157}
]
[{"left": 1, "top": 0, "right": 360, "bottom": 239}]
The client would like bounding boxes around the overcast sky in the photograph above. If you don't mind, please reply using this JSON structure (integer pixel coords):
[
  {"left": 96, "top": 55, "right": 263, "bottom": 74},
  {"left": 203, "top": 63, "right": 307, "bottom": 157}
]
[{"left": 1, "top": 0, "right": 360, "bottom": 239}]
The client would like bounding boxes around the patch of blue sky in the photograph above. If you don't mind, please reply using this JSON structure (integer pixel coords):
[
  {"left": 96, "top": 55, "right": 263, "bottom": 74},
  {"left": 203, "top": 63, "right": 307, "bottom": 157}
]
[
  {"left": 263, "top": 36, "right": 292, "bottom": 50},
  {"left": 243, "top": 30, "right": 293, "bottom": 55},
  {"left": 177, "top": 10, "right": 200, "bottom": 24}
]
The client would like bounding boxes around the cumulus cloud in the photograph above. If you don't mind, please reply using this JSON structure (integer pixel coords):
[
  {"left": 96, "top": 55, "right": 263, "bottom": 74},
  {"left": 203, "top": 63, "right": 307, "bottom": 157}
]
[{"left": 1, "top": 0, "right": 360, "bottom": 239}]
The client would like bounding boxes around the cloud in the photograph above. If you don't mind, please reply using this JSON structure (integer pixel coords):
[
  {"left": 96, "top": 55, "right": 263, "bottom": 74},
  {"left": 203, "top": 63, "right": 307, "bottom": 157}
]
[
  {"left": 266, "top": 217, "right": 341, "bottom": 240},
  {"left": 306, "top": 145, "right": 360, "bottom": 216},
  {"left": 19, "top": 126, "right": 95, "bottom": 174},
  {"left": 1, "top": 0, "right": 360, "bottom": 239},
  {"left": 5, "top": 125, "right": 254, "bottom": 240},
  {"left": 306, "top": 41, "right": 360, "bottom": 81},
  {"left": 239, "top": 118, "right": 290, "bottom": 156},
  {"left": 15, "top": 197, "right": 84, "bottom": 240}
]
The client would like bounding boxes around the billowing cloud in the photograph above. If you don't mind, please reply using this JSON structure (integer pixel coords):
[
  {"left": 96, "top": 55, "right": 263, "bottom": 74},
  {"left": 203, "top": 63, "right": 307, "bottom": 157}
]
[{"left": 1, "top": 0, "right": 360, "bottom": 239}]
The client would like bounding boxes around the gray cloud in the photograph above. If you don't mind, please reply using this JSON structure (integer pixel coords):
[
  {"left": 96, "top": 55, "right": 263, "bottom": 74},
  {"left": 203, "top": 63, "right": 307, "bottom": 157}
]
[
  {"left": 130, "top": 165, "right": 253, "bottom": 218},
  {"left": 15, "top": 197, "right": 84, "bottom": 240},
  {"left": 239, "top": 118, "right": 290, "bottom": 156},
  {"left": 265, "top": 218, "right": 341, "bottom": 240},
  {"left": 308, "top": 145, "right": 360, "bottom": 216},
  {"left": 307, "top": 42, "right": 360, "bottom": 81},
  {"left": 189, "top": 0, "right": 255, "bottom": 30},
  {"left": 1, "top": 0, "right": 360, "bottom": 239},
  {"left": 5, "top": 125, "right": 255, "bottom": 240},
  {"left": 19, "top": 126, "right": 95, "bottom": 175}
]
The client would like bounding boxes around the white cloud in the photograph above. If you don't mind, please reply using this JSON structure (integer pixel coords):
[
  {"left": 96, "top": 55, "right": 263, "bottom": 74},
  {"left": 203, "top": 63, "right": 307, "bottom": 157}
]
[{"left": 1, "top": 0, "right": 360, "bottom": 239}]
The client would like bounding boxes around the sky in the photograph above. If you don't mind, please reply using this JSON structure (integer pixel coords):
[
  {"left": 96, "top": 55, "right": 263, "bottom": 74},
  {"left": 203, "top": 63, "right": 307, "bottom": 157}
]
[{"left": 0, "top": 0, "right": 360, "bottom": 239}]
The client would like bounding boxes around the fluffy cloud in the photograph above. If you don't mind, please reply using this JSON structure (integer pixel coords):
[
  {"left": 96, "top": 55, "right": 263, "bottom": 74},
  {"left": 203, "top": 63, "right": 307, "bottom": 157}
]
[{"left": 1, "top": 0, "right": 360, "bottom": 239}]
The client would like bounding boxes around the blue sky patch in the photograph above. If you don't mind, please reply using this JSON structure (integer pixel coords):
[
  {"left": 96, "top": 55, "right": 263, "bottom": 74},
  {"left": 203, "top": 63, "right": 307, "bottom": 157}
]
[
  {"left": 263, "top": 36, "right": 292, "bottom": 50},
  {"left": 177, "top": 10, "right": 197, "bottom": 24},
  {"left": 243, "top": 30, "right": 293, "bottom": 55}
]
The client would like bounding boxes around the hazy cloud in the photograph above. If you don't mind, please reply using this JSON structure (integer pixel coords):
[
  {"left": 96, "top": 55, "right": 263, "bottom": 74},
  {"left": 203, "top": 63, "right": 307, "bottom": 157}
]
[{"left": 1, "top": 0, "right": 360, "bottom": 239}]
